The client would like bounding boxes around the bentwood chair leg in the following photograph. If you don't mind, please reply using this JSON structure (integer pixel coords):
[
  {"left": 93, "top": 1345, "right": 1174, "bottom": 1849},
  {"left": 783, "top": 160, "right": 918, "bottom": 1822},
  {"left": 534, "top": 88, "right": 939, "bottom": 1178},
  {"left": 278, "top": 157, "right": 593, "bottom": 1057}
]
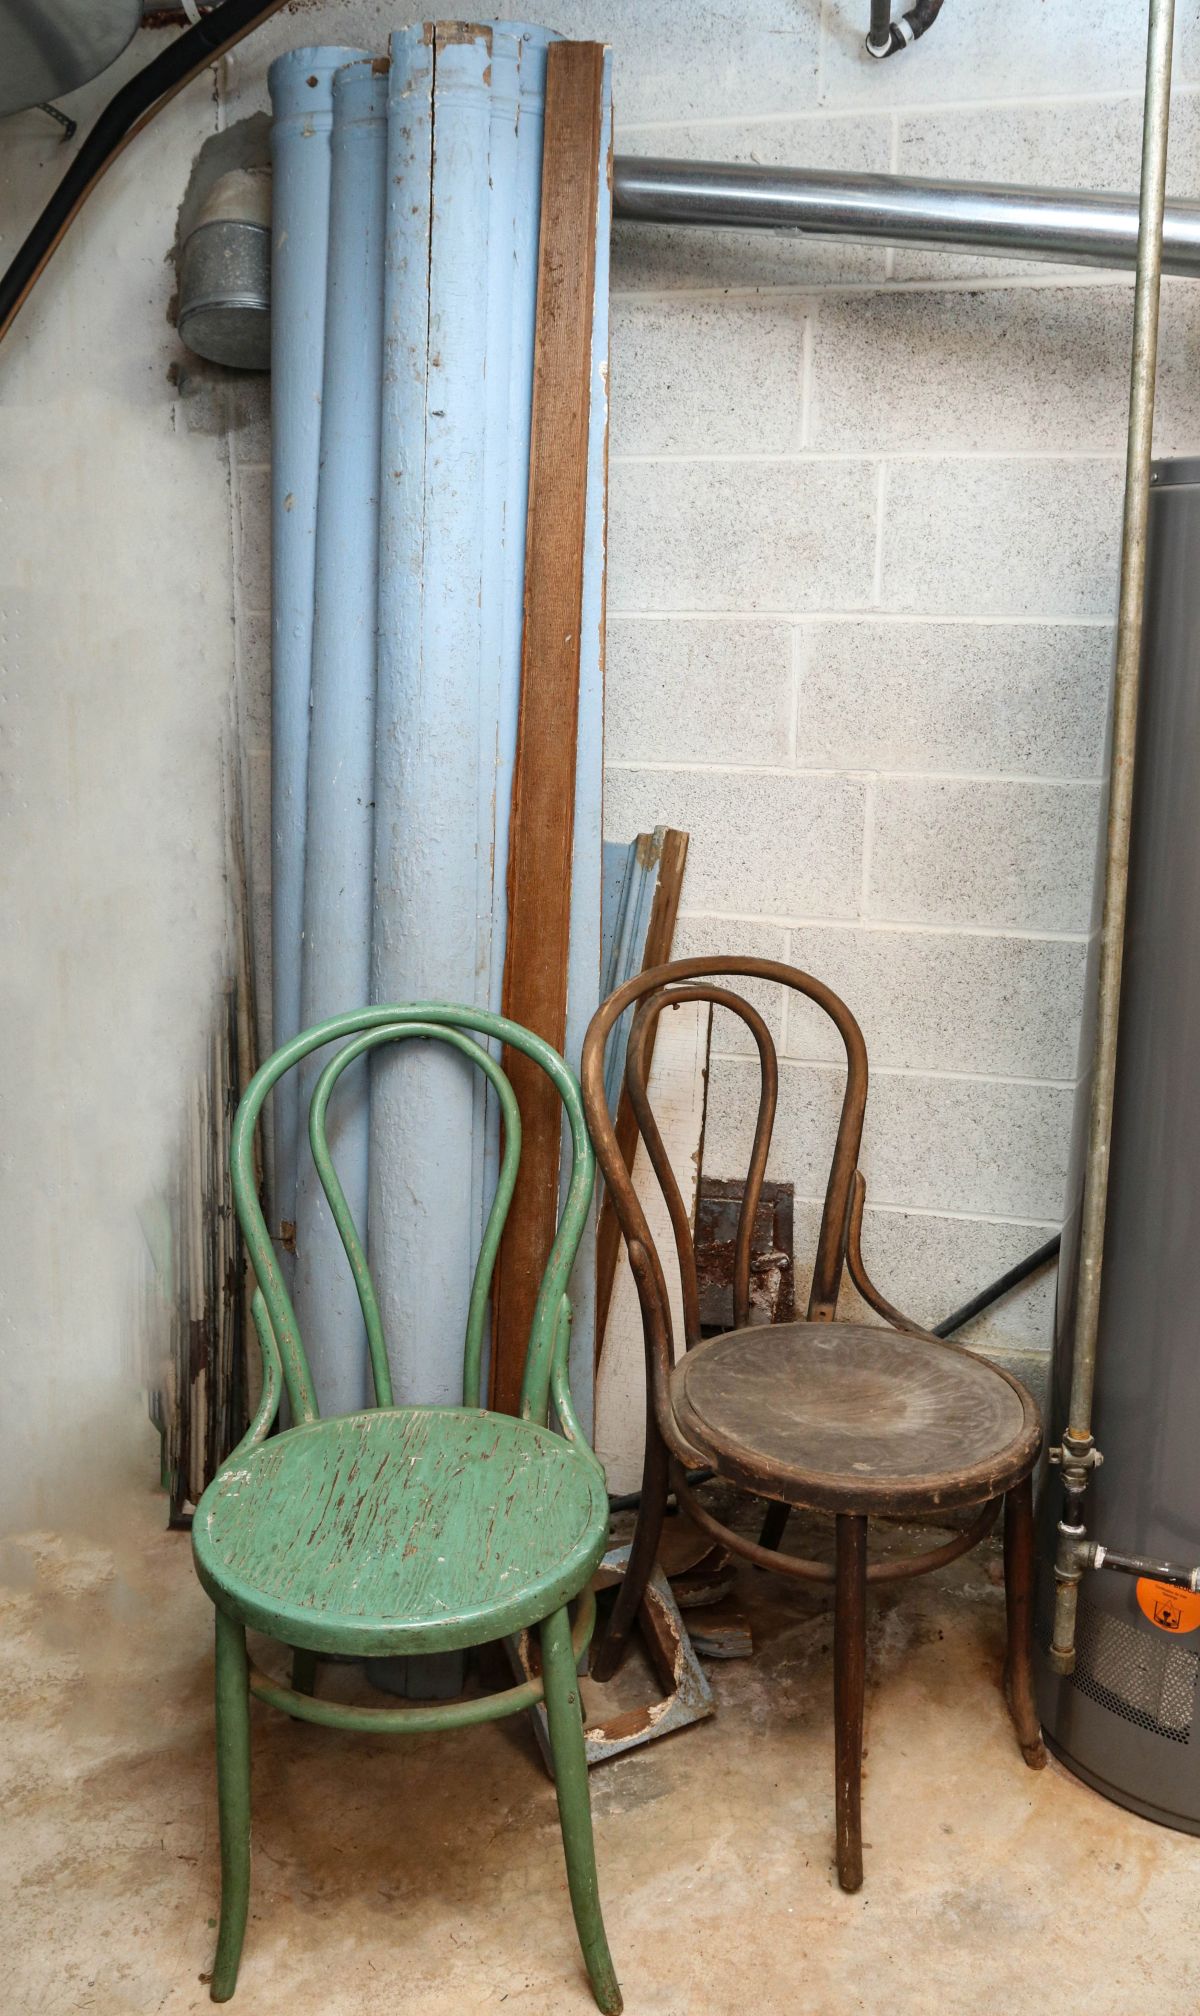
[
  {"left": 291, "top": 1647, "right": 318, "bottom": 1696},
  {"left": 590, "top": 1418, "right": 669, "bottom": 1684},
  {"left": 211, "top": 1610, "right": 252, "bottom": 2002},
  {"left": 758, "top": 1501, "right": 791, "bottom": 1552},
  {"left": 1002, "top": 1474, "right": 1047, "bottom": 1769},
  {"left": 541, "top": 1605, "right": 623, "bottom": 2015},
  {"left": 833, "top": 1513, "right": 868, "bottom": 1894}
]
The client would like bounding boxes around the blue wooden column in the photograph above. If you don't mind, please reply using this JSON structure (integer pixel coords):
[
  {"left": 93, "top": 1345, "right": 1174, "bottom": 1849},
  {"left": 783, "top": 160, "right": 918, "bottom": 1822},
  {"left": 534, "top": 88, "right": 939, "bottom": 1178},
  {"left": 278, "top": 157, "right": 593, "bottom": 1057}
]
[
  {"left": 293, "top": 56, "right": 387, "bottom": 1416},
  {"left": 370, "top": 24, "right": 518, "bottom": 1412},
  {"left": 267, "top": 43, "right": 367, "bottom": 1269},
  {"left": 270, "top": 21, "right": 611, "bottom": 1446}
]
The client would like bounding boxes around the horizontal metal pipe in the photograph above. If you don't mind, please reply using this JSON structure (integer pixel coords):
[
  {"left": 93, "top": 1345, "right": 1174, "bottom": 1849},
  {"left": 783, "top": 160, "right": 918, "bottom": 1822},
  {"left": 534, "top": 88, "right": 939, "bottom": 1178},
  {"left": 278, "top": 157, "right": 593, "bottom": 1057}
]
[
  {"left": 611, "top": 158, "right": 1200, "bottom": 278},
  {"left": 1084, "top": 1543, "right": 1200, "bottom": 1592}
]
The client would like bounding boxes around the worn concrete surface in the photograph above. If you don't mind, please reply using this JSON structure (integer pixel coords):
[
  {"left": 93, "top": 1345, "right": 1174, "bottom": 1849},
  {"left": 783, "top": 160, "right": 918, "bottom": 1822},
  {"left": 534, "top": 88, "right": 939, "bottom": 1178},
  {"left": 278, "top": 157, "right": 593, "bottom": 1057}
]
[{"left": 4, "top": 1485, "right": 1197, "bottom": 2016}]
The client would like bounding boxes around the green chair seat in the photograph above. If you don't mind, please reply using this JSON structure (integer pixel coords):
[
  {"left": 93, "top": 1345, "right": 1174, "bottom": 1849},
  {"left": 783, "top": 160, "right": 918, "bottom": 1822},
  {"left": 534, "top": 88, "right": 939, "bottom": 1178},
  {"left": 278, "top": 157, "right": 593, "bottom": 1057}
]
[{"left": 193, "top": 1405, "right": 609, "bottom": 1657}]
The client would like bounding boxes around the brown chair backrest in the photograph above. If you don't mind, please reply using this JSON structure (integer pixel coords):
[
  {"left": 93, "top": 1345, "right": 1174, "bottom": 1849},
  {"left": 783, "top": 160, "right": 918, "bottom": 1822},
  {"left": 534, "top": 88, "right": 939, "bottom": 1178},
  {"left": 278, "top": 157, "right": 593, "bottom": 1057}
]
[{"left": 581, "top": 956, "right": 869, "bottom": 1373}]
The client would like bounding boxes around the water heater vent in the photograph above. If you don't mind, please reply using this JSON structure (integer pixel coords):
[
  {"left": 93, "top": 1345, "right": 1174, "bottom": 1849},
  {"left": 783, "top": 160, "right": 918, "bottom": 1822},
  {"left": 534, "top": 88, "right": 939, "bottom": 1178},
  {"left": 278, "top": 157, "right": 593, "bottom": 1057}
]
[{"left": 1072, "top": 1599, "right": 1197, "bottom": 1745}]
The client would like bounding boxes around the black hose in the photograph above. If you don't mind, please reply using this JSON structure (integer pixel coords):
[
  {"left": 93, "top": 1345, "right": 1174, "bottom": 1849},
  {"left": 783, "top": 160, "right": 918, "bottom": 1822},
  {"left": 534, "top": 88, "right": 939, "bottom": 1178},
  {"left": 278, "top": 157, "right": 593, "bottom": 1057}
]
[
  {"left": 934, "top": 1234, "right": 1061, "bottom": 1339},
  {"left": 866, "top": 0, "right": 947, "bottom": 59},
  {"left": 0, "top": 0, "right": 287, "bottom": 346},
  {"left": 609, "top": 1467, "right": 714, "bottom": 1515}
]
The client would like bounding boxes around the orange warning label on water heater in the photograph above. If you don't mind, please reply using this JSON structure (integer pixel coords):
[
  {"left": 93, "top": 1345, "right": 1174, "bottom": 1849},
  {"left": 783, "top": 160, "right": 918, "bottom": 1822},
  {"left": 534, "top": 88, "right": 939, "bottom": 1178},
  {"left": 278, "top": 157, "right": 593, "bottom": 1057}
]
[{"left": 1135, "top": 1579, "right": 1200, "bottom": 1634}]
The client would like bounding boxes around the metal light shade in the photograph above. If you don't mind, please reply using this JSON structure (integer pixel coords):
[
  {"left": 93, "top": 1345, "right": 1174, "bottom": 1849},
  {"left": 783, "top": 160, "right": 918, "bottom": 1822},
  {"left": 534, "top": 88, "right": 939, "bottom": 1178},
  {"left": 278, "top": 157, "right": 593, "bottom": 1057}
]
[{"left": 0, "top": 0, "right": 140, "bottom": 115}]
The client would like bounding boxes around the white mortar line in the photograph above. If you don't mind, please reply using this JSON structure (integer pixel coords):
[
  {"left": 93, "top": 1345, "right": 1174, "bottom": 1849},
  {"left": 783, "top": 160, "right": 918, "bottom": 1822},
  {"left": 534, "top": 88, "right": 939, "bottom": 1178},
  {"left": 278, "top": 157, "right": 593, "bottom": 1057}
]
[
  {"left": 607, "top": 757, "right": 1103, "bottom": 786},
  {"left": 798, "top": 310, "right": 815, "bottom": 450},
  {"left": 787, "top": 626, "right": 802, "bottom": 764},
  {"left": 859, "top": 774, "right": 876, "bottom": 921},
  {"left": 608, "top": 609, "right": 1114, "bottom": 627},
  {"left": 611, "top": 448, "right": 1125, "bottom": 464},
  {"left": 777, "top": 1194, "right": 1062, "bottom": 1230},
  {"left": 610, "top": 272, "right": 1148, "bottom": 303},
  {"left": 616, "top": 83, "right": 1200, "bottom": 134},
  {"left": 710, "top": 1048, "right": 1077, "bottom": 1089},
  {"left": 672, "top": 909, "right": 1092, "bottom": 943},
  {"left": 677, "top": 907, "right": 1091, "bottom": 945}
]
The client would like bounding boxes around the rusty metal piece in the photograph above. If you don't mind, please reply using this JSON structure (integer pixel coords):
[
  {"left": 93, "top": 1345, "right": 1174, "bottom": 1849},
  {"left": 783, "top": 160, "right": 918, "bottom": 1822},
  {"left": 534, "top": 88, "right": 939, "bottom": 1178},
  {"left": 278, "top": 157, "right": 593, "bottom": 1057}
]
[
  {"left": 508, "top": 1542, "right": 713, "bottom": 1770},
  {"left": 695, "top": 1177, "right": 795, "bottom": 1333}
]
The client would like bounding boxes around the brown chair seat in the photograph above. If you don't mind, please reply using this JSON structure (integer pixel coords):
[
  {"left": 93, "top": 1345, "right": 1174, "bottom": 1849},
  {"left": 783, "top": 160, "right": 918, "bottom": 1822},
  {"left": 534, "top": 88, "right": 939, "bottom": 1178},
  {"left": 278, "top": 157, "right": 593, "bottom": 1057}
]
[{"left": 671, "top": 1320, "right": 1041, "bottom": 1517}]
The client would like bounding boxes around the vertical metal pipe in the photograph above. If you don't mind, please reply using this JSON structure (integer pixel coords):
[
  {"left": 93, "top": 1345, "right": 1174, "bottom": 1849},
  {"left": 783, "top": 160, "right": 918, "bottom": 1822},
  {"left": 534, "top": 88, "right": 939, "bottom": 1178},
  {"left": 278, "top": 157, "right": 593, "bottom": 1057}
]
[
  {"left": 293, "top": 56, "right": 387, "bottom": 1417},
  {"left": 1050, "top": 0, "right": 1176, "bottom": 1673},
  {"left": 867, "top": 0, "right": 894, "bottom": 56},
  {"left": 267, "top": 45, "right": 366, "bottom": 1273}
]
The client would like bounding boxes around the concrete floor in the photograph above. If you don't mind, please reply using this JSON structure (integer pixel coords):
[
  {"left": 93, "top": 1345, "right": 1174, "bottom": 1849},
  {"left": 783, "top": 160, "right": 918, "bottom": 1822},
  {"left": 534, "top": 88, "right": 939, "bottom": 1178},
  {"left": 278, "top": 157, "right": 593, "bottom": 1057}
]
[{"left": 5, "top": 1485, "right": 1199, "bottom": 2016}]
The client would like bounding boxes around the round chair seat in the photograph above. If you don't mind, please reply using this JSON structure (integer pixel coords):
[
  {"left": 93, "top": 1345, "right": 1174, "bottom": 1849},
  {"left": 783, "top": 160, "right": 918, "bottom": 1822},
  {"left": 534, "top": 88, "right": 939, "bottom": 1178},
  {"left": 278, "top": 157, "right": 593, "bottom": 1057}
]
[
  {"left": 671, "top": 1321, "right": 1040, "bottom": 1515},
  {"left": 193, "top": 1406, "right": 609, "bottom": 1657}
]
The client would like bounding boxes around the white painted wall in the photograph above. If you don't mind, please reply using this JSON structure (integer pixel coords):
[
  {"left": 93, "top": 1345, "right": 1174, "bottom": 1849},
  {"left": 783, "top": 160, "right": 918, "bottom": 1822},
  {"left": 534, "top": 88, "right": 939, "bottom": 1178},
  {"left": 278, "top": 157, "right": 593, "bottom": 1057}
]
[
  {"left": 0, "top": 45, "right": 235, "bottom": 1531},
  {"left": 3, "top": 1, "right": 1197, "bottom": 1526}
]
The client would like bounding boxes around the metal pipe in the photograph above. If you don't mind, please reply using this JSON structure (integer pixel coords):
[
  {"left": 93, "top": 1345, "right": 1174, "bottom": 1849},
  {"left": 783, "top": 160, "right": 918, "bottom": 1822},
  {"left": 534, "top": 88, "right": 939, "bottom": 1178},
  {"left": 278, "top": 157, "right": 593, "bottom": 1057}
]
[
  {"left": 934, "top": 1234, "right": 1060, "bottom": 1340},
  {"left": 267, "top": 45, "right": 368, "bottom": 1279},
  {"left": 1049, "top": 0, "right": 1176, "bottom": 1677},
  {"left": 1082, "top": 1543, "right": 1200, "bottom": 1592},
  {"left": 867, "top": 0, "right": 894, "bottom": 57},
  {"left": 294, "top": 56, "right": 387, "bottom": 1417},
  {"left": 866, "top": 0, "right": 946, "bottom": 59},
  {"left": 610, "top": 157, "right": 1200, "bottom": 279}
]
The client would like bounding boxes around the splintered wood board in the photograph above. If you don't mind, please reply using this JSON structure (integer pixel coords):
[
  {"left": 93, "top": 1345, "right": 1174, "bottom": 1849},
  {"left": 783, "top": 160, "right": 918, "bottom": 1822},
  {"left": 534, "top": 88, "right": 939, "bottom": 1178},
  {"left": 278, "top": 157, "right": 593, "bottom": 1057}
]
[
  {"left": 492, "top": 41, "right": 607, "bottom": 1416},
  {"left": 594, "top": 998, "right": 712, "bottom": 1496},
  {"left": 594, "top": 826, "right": 689, "bottom": 1357}
]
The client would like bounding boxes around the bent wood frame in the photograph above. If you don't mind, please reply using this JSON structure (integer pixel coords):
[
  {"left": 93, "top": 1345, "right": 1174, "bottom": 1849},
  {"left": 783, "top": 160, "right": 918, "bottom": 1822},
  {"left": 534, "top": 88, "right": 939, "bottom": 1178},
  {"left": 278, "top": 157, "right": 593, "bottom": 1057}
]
[
  {"left": 200, "top": 1003, "right": 622, "bottom": 2012},
  {"left": 580, "top": 956, "right": 1040, "bottom": 1652},
  {"left": 230, "top": 1002, "right": 595, "bottom": 1441}
]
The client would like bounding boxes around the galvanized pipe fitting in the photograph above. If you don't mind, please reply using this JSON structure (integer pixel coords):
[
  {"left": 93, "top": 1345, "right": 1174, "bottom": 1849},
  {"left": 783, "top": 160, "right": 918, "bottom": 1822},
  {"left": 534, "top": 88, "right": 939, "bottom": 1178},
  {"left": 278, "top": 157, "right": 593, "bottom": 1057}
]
[{"left": 177, "top": 167, "right": 271, "bottom": 369}]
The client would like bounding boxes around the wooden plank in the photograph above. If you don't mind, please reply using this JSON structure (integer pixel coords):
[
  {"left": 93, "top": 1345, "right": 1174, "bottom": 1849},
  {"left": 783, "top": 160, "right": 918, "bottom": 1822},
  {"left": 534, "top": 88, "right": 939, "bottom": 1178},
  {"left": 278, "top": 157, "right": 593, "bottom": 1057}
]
[
  {"left": 492, "top": 42, "right": 606, "bottom": 1416},
  {"left": 594, "top": 827, "right": 689, "bottom": 1359},
  {"left": 594, "top": 1000, "right": 711, "bottom": 1494}
]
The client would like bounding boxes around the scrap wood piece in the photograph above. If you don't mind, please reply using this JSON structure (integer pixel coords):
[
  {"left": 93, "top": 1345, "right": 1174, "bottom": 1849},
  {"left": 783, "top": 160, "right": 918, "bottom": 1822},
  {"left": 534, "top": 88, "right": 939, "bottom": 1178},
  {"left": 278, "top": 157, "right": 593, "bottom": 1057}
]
[
  {"left": 595, "top": 827, "right": 690, "bottom": 1357},
  {"left": 507, "top": 1542, "right": 713, "bottom": 1772},
  {"left": 688, "top": 1614, "right": 754, "bottom": 1661},
  {"left": 492, "top": 39, "right": 607, "bottom": 1417},
  {"left": 594, "top": 996, "right": 711, "bottom": 1495}
]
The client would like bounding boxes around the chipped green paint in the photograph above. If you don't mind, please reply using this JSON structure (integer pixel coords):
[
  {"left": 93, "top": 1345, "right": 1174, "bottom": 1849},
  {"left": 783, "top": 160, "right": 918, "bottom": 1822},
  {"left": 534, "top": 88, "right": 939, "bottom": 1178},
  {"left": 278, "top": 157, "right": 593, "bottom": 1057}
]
[
  {"left": 194, "top": 1407, "right": 609, "bottom": 1656},
  {"left": 193, "top": 1002, "right": 620, "bottom": 2012}
]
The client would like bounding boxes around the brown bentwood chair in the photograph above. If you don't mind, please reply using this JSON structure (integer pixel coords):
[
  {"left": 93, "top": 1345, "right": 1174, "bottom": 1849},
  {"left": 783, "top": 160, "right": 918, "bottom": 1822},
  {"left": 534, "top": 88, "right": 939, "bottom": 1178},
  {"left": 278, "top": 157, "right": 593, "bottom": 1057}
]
[{"left": 582, "top": 956, "right": 1045, "bottom": 1892}]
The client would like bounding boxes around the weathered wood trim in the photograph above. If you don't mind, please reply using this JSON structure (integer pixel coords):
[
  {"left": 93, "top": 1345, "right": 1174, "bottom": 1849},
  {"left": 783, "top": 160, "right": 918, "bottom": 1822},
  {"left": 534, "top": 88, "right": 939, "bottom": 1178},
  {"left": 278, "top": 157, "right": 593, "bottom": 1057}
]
[
  {"left": 493, "top": 42, "right": 606, "bottom": 1415},
  {"left": 595, "top": 828, "right": 689, "bottom": 1359}
]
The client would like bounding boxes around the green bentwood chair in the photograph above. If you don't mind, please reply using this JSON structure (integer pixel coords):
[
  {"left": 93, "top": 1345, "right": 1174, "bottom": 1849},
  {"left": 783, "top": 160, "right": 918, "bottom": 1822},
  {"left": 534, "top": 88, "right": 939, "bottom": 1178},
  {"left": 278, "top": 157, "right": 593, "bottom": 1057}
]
[{"left": 191, "top": 1006, "right": 621, "bottom": 2012}]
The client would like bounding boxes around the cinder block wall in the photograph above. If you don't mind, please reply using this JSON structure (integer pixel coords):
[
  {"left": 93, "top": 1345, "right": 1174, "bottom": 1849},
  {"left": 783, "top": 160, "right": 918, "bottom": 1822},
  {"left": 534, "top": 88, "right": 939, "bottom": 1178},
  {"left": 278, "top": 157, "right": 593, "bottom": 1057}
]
[
  {"left": 596, "top": 0, "right": 1200, "bottom": 1396},
  {"left": 221, "top": 0, "right": 1200, "bottom": 1402}
]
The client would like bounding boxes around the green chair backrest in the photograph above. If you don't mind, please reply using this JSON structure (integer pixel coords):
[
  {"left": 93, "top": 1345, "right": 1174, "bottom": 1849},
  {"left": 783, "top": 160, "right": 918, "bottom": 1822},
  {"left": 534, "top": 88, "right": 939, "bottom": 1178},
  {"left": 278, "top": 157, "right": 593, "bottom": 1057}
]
[{"left": 230, "top": 1006, "right": 595, "bottom": 1433}]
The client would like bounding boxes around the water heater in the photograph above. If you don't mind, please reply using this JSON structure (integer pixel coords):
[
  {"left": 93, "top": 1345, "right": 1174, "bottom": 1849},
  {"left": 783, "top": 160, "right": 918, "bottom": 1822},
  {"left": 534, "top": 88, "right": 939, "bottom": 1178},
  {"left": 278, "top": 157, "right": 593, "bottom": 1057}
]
[{"left": 1037, "top": 455, "right": 1200, "bottom": 1832}]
